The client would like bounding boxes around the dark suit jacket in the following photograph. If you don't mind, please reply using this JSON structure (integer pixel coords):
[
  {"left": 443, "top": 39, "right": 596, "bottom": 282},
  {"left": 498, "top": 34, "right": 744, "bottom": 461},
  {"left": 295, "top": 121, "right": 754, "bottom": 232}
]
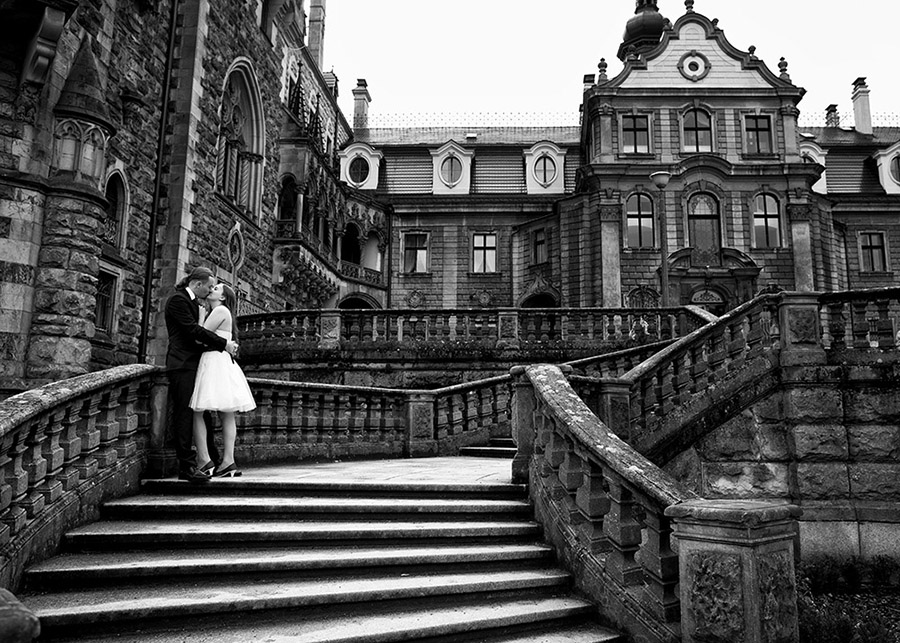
[{"left": 164, "top": 287, "right": 228, "bottom": 371}]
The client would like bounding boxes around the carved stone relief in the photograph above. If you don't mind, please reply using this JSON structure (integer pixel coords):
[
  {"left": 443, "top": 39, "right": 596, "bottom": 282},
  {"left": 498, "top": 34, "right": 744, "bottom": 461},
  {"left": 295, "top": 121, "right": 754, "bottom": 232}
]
[{"left": 687, "top": 552, "right": 745, "bottom": 642}]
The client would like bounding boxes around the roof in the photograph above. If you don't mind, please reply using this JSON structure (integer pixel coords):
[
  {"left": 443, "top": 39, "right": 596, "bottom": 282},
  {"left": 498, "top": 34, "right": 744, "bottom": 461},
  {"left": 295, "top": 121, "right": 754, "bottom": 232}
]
[
  {"left": 353, "top": 126, "right": 581, "bottom": 147},
  {"left": 799, "top": 127, "right": 900, "bottom": 148}
]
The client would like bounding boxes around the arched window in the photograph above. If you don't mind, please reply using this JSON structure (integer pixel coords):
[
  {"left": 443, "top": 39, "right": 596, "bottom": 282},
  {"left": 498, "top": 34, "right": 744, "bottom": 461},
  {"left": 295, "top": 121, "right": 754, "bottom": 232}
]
[
  {"left": 103, "top": 173, "right": 126, "bottom": 248},
  {"left": 687, "top": 193, "right": 721, "bottom": 265},
  {"left": 278, "top": 177, "right": 297, "bottom": 221},
  {"left": 683, "top": 109, "right": 712, "bottom": 153},
  {"left": 215, "top": 62, "right": 265, "bottom": 218},
  {"left": 341, "top": 223, "right": 362, "bottom": 265},
  {"left": 625, "top": 194, "right": 655, "bottom": 248},
  {"left": 753, "top": 194, "right": 781, "bottom": 248}
]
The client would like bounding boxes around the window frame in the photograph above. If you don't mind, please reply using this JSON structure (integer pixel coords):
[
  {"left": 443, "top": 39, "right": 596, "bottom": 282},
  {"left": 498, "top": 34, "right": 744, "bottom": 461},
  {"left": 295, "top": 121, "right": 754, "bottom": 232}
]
[
  {"left": 620, "top": 113, "right": 651, "bottom": 155},
  {"left": 402, "top": 231, "right": 430, "bottom": 274},
  {"left": 472, "top": 232, "right": 498, "bottom": 274},
  {"left": 102, "top": 170, "right": 128, "bottom": 251},
  {"left": 625, "top": 193, "right": 656, "bottom": 249},
  {"left": 348, "top": 156, "right": 370, "bottom": 185},
  {"left": 858, "top": 230, "right": 889, "bottom": 273},
  {"left": 533, "top": 155, "right": 557, "bottom": 186},
  {"left": 743, "top": 114, "right": 774, "bottom": 155},
  {"left": 440, "top": 155, "right": 463, "bottom": 187},
  {"left": 685, "top": 192, "right": 723, "bottom": 264},
  {"left": 533, "top": 228, "right": 548, "bottom": 265},
  {"left": 890, "top": 156, "right": 900, "bottom": 185},
  {"left": 751, "top": 193, "right": 782, "bottom": 249},
  {"left": 682, "top": 108, "right": 714, "bottom": 154}
]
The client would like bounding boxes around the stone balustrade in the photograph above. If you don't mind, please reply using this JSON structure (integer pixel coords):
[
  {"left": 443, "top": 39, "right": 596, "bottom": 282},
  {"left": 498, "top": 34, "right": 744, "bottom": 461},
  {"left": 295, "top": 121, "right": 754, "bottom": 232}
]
[
  {"left": 239, "top": 307, "right": 708, "bottom": 357},
  {"left": 512, "top": 363, "right": 802, "bottom": 643},
  {"left": 819, "top": 286, "right": 900, "bottom": 350}
]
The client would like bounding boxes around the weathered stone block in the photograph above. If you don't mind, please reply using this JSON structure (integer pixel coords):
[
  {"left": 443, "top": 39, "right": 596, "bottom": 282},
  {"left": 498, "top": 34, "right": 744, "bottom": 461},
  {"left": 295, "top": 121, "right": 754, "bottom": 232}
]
[
  {"left": 792, "top": 424, "right": 848, "bottom": 460},
  {"left": 798, "top": 521, "right": 860, "bottom": 559},
  {"left": 704, "top": 462, "right": 791, "bottom": 498},
  {"left": 844, "top": 389, "right": 900, "bottom": 423},
  {"left": 753, "top": 393, "right": 784, "bottom": 422},
  {"left": 849, "top": 464, "right": 900, "bottom": 500},
  {"left": 848, "top": 425, "right": 900, "bottom": 461},
  {"left": 786, "top": 388, "right": 842, "bottom": 422},
  {"left": 796, "top": 463, "right": 850, "bottom": 499}
]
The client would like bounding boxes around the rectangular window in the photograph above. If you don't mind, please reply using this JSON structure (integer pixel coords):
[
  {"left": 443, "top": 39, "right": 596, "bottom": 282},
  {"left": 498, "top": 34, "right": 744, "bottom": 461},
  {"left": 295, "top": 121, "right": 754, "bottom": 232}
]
[
  {"left": 403, "top": 233, "right": 428, "bottom": 273},
  {"left": 622, "top": 115, "right": 650, "bottom": 154},
  {"left": 753, "top": 195, "right": 781, "bottom": 248},
  {"left": 533, "top": 229, "right": 547, "bottom": 264},
  {"left": 95, "top": 271, "right": 116, "bottom": 333},
  {"left": 473, "top": 233, "right": 497, "bottom": 273},
  {"left": 860, "top": 232, "right": 887, "bottom": 272},
  {"left": 744, "top": 115, "right": 773, "bottom": 154}
]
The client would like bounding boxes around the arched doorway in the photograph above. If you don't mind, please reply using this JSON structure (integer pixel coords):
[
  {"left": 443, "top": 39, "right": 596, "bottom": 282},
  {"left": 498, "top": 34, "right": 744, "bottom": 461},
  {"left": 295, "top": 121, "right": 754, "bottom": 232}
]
[
  {"left": 689, "top": 287, "right": 728, "bottom": 316},
  {"left": 338, "top": 294, "right": 379, "bottom": 309},
  {"left": 520, "top": 293, "right": 558, "bottom": 308}
]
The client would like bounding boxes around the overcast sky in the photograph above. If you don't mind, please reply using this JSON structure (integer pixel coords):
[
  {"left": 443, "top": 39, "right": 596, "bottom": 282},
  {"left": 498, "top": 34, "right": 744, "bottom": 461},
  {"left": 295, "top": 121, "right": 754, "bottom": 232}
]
[{"left": 321, "top": 0, "right": 898, "bottom": 127}]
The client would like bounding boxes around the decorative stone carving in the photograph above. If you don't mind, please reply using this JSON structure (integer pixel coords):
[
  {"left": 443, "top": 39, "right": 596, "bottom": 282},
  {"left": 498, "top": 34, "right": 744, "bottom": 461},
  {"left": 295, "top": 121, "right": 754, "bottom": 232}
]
[
  {"left": 21, "top": 7, "right": 66, "bottom": 86},
  {"left": 758, "top": 551, "right": 798, "bottom": 643},
  {"left": 687, "top": 552, "right": 745, "bottom": 643},
  {"left": 471, "top": 289, "right": 493, "bottom": 308},
  {"left": 520, "top": 274, "right": 560, "bottom": 306},
  {"left": 406, "top": 290, "right": 425, "bottom": 309},
  {"left": 227, "top": 222, "right": 245, "bottom": 271},
  {"left": 788, "top": 308, "right": 818, "bottom": 345},
  {"left": 599, "top": 205, "right": 622, "bottom": 222},
  {"left": 787, "top": 204, "right": 814, "bottom": 221}
]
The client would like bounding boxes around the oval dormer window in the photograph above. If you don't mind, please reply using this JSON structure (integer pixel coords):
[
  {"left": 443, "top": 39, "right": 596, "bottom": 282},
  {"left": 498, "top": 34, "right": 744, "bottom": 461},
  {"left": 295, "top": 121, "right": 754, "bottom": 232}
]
[
  {"left": 890, "top": 156, "right": 900, "bottom": 184},
  {"left": 349, "top": 157, "right": 369, "bottom": 185},
  {"left": 534, "top": 155, "right": 557, "bottom": 186},
  {"left": 440, "top": 156, "right": 463, "bottom": 187}
]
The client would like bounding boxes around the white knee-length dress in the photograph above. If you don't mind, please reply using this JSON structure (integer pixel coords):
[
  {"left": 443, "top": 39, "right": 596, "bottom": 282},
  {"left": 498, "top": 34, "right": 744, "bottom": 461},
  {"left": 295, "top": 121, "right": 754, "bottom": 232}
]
[{"left": 189, "top": 328, "right": 256, "bottom": 413}]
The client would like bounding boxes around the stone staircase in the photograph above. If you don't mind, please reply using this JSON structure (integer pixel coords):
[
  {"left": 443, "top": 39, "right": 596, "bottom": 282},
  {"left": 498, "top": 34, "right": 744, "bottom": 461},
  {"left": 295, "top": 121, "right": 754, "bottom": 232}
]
[
  {"left": 459, "top": 437, "right": 517, "bottom": 459},
  {"left": 20, "top": 461, "right": 623, "bottom": 643}
]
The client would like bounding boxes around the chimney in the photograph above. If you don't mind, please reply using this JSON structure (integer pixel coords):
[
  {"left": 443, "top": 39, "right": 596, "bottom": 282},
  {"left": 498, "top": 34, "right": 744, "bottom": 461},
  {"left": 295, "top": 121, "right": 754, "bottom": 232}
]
[
  {"left": 352, "top": 79, "right": 371, "bottom": 128},
  {"left": 308, "top": 0, "right": 326, "bottom": 71},
  {"left": 852, "top": 77, "right": 872, "bottom": 135},
  {"left": 825, "top": 104, "right": 840, "bottom": 128}
]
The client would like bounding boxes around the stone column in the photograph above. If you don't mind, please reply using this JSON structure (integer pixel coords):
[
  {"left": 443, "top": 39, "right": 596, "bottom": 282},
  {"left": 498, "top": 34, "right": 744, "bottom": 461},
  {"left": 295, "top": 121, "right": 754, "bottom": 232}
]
[
  {"left": 780, "top": 105, "right": 801, "bottom": 163},
  {"left": 787, "top": 205, "right": 815, "bottom": 292},
  {"left": 510, "top": 365, "right": 535, "bottom": 484},
  {"left": 599, "top": 204, "right": 623, "bottom": 308},
  {"left": 665, "top": 500, "right": 802, "bottom": 643},
  {"left": 596, "top": 379, "right": 632, "bottom": 440},
  {"left": 406, "top": 393, "right": 437, "bottom": 457}
]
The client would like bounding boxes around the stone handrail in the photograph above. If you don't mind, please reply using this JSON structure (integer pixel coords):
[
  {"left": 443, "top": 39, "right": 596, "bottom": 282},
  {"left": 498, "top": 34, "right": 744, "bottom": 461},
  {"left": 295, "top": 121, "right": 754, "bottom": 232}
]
[
  {"left": 238, "top": 307, "right": 709, "bottom": 354},
  {"left": 512, "top": 363, "right": 802, "bottom": 643},
  {"left": 0, "top": 364, "right": 161, "bottom": 635}
]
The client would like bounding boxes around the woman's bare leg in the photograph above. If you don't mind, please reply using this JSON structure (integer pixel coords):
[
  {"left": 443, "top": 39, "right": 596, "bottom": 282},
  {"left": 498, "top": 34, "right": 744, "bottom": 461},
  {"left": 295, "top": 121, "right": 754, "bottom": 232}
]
[
  {"left": 192, "top": 411, "right": 212, "bottom": 466},
  {"left": 219, "top": 411, "right": 237, "bottom": 467}
]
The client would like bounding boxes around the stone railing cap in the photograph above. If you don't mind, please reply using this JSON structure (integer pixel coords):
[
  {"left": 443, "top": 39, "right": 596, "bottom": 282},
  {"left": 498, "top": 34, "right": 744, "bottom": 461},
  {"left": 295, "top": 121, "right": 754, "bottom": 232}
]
[{"left": 665, "top": 499, "right": 802, "bottom": 525}]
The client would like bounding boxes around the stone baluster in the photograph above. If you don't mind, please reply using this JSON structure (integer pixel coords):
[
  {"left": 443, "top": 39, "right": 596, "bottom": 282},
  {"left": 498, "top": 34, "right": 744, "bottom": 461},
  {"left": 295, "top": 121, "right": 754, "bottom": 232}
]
[
  {"left": 575, "top": 459, "right": 610, "bottom": 553},
  {"left": 3, "top": 430, "right": 29, "bottom": 536},
  {"left": 603, "top": 474, "right": 643, "bottom": 586},
  {"left": 56, "top": 405, "right": 82, "bottom": 491},
  {"left": 20, "top": 419, "right": 47, "bottom": 518},
  {"left": 850, "top": 300, "right": 870, "bottom": 349},
  {"left": 745, "top": 306, "right": 765, "bottom": 358},
  {"left": 670, "top": 352, "right": 691, "bottom": 407},
  {"left": 654, "top": 362, "right": 675, "bottom": 419},
  {"left": 116, "top": 382, "right": 142, "bottom": 460},
  {"left": 36, "top": 409, "right": 64, "bottom": 508},
  {"left": 638, "top": 377, "right": 656, "bottom": 433},
  {"left": 825, "top": 301, "right": 846, "bottom": 349},
  {"left": 666, "top": 500, "right": 802, "bottom": 643},
  {"left": 688, "top": 341, "right": 708, "bottom": 394},
  {"left": 725, "top": 317, "right": 747, "bottom": 372},
  {"left": 639, "top": 505, "right": 680, "bottom": 622},
  {"left": 559, "top": 446, "right": 583, "bottom": 523},
  {"left": 94, "top": 390, "right": 120, "bottom": 469},
  {"left": 874, "top": 297, "right": 894, "bottom": 348}
]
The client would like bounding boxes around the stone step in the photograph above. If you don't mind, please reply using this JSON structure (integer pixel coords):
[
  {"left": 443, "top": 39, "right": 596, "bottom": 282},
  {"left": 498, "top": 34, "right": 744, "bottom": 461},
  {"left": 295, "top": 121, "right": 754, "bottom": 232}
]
[
  {"left": 26, "top": 567, "right": 572, "bottom": 632},
  {"left": 140, "top": 478, "right": 526, "bottom": 500},
  {"left": 63, "top": 518, "right": 543, "bottom": 550},
  {"left": 457, "top": 446, "right": 517, "bottom": 459},
  {"left": 100, "top": 494, "right": 531, "bottom": 520},
  {"left": 33, "top": 593, "right": 622, "bottom": 643},
  {"left": 489, "top": 437, "right": 517, "bottom": 448},
  {"left": 25, "top": 543, "right": 554, "bottom": 588}
]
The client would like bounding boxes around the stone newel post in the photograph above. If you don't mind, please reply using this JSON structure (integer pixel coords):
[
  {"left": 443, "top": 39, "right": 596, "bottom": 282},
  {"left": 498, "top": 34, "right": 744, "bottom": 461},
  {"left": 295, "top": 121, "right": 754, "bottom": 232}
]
[
  {"left": 406, "top": 392, "right": 437, "bottom": 457},
  {"left": 665, "top": 500, "right": 802, "bottom": 643},
  {"left": 510, "top": 365, "right": 534, "bottom": 484}
]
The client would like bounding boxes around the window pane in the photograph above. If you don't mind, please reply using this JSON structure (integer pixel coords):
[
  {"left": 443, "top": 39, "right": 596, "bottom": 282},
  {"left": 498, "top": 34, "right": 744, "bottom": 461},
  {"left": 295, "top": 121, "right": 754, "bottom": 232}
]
[
  {"left": 697, "top": 130, "right": 712, "bottom": 152},
  {"left": 484, "top": 250, "right": 496, "bottom": 272},
  {"left": 441, "top": 157, "right": 462, "bottom": 185}
]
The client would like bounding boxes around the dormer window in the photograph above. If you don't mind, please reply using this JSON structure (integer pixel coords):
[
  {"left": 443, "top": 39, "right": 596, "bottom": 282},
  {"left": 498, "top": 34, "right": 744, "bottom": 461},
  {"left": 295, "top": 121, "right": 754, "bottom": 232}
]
[
  {"left": 440, "top": 156, "right": 463, "bottom": 187},
  {"left": 339, "top": 143, "right": 383, "bottom": 190},
  {"left": 349, "top": 157, "right": 370, "bottom": 185},
  {"left": 534, "top": 155, "right": 557, "bottom": 186},
  {"left": 524, "top": 142, "right": 566, "bottom": 194},
  {"left": 891, "top": 156, "right": 900, "bottom": 184}
]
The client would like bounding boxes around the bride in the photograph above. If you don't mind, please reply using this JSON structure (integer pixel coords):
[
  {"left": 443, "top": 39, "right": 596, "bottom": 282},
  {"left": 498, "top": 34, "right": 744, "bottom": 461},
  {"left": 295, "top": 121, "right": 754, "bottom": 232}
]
[{"left": 189, "top": 283, "right": 256, "bottom": 477}]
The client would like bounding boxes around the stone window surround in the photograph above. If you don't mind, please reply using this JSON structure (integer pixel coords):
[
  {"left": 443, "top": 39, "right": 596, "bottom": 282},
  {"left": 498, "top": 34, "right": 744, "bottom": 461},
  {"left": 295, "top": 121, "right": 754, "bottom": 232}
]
[
  {"left": 102, "top": 165, "right": 130, "bottom": 251},
  {"left": 682, "top": 190, "right": 725, "bottom": 252},
  {"left": 524, "top": 142, "right": 566, "bottom": 194},
  {"left": 339, "top": 142, "right": 383, "bottom": 191},
  {"left": 401, "top": 230, "right": 430, "bottom": 274},
  {"left": 624, "top": 191, "right": 656, "bottom": 250},
  {"left": 857, "top": 230, "right": 891, "bottom": 274},
  {"left": 615, "top": 109, "right": 655, "bottom": 157},
  {"left": 738, "top": 109, "right": 778, "bottom": 157},
  {"left": 679, "top": 105, "right": 717, "bottom": 155}
]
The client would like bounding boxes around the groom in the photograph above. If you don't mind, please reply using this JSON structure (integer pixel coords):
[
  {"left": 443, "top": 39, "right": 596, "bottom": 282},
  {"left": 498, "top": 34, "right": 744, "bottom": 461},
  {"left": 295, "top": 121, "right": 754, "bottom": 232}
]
[{"left": 165, "top": 266, "right": 238, "bottom": 481}]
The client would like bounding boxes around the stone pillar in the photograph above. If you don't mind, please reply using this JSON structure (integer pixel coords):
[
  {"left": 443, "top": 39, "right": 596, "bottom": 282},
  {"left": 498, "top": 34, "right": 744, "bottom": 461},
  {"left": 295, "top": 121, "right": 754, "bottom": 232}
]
[
  {"left": 596, "top": 379, "right": 632, "bottom": 440},
  {"left": 144, "top": 374, "right": 177, "bottom": 479},
  {"left": 406, "top": 393, "right": 437, "bottom": 457},
  {"left": 598, "top": 105, "right": 615, "bottom": 163},
  {"left": 599, "top": 204, "right": 623, "bottom": 307},
  {"left": 777, "top": 291, "right": 826, "bottom": 367},
  {"left": 0, "top": 588, "right": 40, "bottom": 643},
  {"left": 318, "top": 310, "right": 341, "bottom": 349},
  {"left": 780, "top": 105, "right": 801, "bottom": 163},
  {"left": 787, "top": 205, "right": 814, "bottom": 292},
  {"left": 665, "top": 500, "right": 802, "bottom": 643},
  {"left": 510, "top": 365, "right": 535, "bottom": 484},
  {"left": 496, "top": 310, "right": 519, "bottom": 349}
]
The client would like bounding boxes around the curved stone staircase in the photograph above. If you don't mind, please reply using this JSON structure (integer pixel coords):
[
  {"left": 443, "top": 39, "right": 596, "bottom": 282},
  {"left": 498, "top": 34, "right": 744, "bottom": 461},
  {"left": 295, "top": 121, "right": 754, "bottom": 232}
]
[{"left": 20, "top": 462, "right": 623, "bottom": 643}]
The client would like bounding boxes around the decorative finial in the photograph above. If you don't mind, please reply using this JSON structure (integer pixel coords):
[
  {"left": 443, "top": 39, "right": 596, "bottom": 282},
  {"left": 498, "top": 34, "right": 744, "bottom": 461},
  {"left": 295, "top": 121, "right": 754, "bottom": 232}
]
[
  {"left": 778, "top": 57, "right": 790, "bottom": 80},
  {"left": 748, "top": 45, "right": 756, "bottom": 58},
  {"left": 598, "top": 58, "right": 608, "bottom": 81},
  {"left": 711, "top": 18, "right": 719, "bottom": 26},
  {"left": 685, "top": 0, "right": 694, "bottom": 11}
]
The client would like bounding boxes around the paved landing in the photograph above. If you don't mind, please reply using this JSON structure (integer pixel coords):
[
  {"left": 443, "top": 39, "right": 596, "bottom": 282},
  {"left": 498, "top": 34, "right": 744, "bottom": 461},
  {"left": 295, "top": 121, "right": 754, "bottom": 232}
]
[{"left": 224, "top": 456, "right": 513, "bottom": 485}]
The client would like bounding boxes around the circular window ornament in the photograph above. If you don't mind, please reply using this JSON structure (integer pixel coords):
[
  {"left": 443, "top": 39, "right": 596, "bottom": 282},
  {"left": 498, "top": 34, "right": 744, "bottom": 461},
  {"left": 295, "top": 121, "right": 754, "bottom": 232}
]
[
  {"left": 890, "top": 155, "right": 900, "bottom": 184},
  {"left": 678, "top": 50, "right": 711, "bottom": 82},
  {"left": 348, "top": 157, "right": 369, "bottom": 185},
  {"left": 534, "top": 155, "right": 557, "bottom": 186},
  {"left": 440, "top": 155, "right": 463, "bottom": 187}
]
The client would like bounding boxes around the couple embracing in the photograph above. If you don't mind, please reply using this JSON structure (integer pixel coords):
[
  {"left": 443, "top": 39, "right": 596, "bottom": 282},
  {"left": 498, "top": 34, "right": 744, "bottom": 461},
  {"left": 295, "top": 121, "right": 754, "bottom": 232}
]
[{"left": 164, "top": 267, "right": 256, "bottom": 482}]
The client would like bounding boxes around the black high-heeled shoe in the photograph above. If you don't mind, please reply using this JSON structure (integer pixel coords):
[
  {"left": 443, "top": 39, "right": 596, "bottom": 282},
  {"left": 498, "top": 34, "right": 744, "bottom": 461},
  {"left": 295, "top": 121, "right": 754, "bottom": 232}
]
[{"left": 213, "top": 463, "right": 241, "bottom": 478}]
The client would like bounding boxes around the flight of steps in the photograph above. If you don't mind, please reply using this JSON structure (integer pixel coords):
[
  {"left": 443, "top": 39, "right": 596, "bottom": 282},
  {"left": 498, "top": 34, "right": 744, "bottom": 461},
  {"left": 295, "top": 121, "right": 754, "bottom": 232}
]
[
  {"left": 459, "top": 437, "right": 517, "bottom": 459},
  {"left": 19, "top": 474, "right": 622, "bottom": 643}
]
